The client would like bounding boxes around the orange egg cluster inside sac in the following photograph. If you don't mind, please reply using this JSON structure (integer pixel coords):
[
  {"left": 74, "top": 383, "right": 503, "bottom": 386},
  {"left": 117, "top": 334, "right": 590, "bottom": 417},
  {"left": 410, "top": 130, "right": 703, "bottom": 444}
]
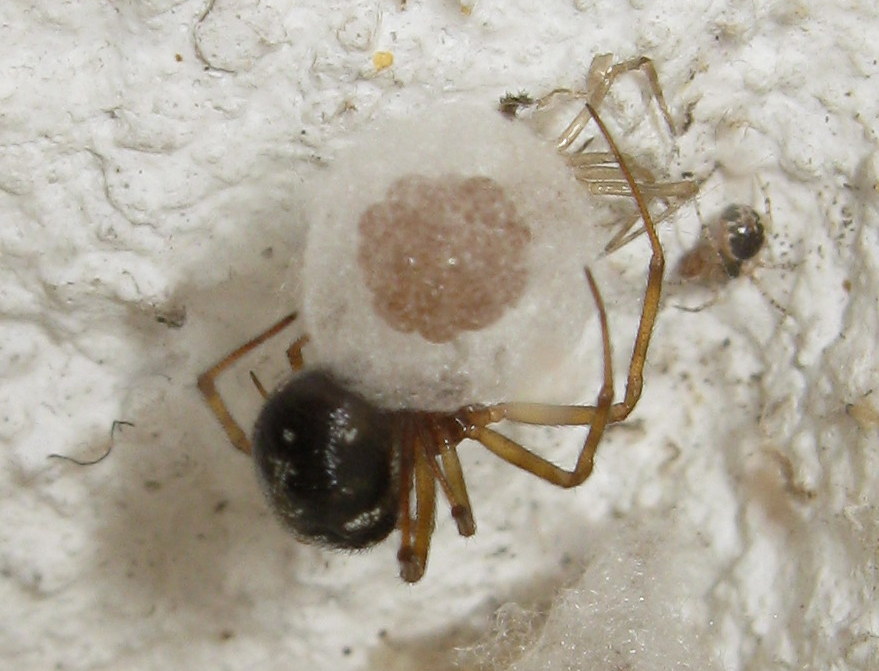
[{"left": 357, "top": 174, "right": 532, "bottom": 343}]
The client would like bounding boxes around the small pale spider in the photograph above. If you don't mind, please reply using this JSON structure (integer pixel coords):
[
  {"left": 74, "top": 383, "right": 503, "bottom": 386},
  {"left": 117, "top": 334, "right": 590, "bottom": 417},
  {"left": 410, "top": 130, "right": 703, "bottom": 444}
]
[
  {"left": 677, "top": 202, "right": 766, "bottom": 283},
  {"left": 665, "top": 181, "right": 785, "bottom": 314},
  {"left": 197, "top": 105, "right": 664, "bottom": 582}
]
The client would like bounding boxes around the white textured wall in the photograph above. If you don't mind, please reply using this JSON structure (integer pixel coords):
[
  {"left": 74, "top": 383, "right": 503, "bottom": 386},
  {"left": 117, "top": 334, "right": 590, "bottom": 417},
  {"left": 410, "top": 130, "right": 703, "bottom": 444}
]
[{"left": 2, "top": 1, "right": 877, "bottom": 670}]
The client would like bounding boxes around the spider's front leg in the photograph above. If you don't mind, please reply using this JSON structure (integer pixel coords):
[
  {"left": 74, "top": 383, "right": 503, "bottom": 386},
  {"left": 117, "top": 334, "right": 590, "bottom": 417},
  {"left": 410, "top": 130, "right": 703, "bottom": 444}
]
[
  {"left": 197, "top": 312, "right": 299, "bottom": 455},
  {"left": 395, "top": 418, "right": 439, "bottom": 583},
  {"left": 470, "top": 104, "right": 664, "bottom": 486},
  {"left": 466, "top": 268, "right": 614, "bottom": 487}
]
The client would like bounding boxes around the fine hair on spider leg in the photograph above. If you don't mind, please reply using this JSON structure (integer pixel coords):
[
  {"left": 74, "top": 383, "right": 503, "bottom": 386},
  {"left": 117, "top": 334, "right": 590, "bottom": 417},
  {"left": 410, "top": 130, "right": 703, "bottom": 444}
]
[{"left": 197, "top": 103, "right": 664, "bottom": 583}]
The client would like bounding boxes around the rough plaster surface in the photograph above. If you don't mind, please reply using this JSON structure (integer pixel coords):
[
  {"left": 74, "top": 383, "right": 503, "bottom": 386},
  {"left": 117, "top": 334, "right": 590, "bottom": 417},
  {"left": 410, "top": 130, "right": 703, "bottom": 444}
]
[{"left": 1, "top": 1, "right": 877, "bottom": 670}]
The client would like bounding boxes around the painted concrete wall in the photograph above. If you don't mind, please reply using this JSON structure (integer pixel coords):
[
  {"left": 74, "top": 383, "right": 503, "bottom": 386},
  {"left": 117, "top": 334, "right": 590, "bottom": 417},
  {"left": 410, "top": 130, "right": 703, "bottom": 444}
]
[{"left": 2, "top": 1, "right": 877, "bottom": 669}]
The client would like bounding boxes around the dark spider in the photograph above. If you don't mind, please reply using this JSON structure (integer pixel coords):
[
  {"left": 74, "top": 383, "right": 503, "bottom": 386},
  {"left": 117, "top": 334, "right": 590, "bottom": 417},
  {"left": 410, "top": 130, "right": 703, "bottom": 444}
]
[{"left": 197, "top": 104, "right": 664, "bottom": 582}]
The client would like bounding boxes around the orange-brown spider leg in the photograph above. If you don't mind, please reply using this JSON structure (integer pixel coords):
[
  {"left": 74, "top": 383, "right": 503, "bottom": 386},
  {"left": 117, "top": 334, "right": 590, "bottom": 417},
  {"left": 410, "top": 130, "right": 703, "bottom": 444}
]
[
  {"left": 197, "top": 312, "right": 298, "bottom": 455},
  {"left": 420, "top": 426, "right": 476, "bottom": 537},
  {"left": 286, "top": 335, "right": 310, "bottom": 372},
  {"left": 588, "top": 103, "right": 664, "bottom": 423},
  {"left": 397, "top": 421, "right": 438, "bottom": 583},
  {"left": 396, "top": 420, "right": 415, "bottom": 576},
  {"left": 435, "top": 445, "right": 476, "bottom": 536},
  {"left": 469, "top": 269, "right": 614, "bottom": 487},
  {"left": 249, "top": 371, "right": 270, "bottom": 399},
  {"left": 398, "top": 425, "right": 476, "bottom": 582},
  {"left": 410, "top": 440, "right": 438, "bottom": 582}
]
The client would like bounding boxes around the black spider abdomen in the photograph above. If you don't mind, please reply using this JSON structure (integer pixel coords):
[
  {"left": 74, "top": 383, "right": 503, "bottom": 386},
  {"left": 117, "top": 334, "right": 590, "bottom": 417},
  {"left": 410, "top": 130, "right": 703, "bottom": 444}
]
[{"left": 252, "top": 370, "right": 398, "bottom": 549}]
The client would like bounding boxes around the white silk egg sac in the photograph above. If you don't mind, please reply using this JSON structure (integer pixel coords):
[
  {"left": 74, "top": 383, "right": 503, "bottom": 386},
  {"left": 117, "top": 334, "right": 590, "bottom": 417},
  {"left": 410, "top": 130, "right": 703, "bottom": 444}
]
[{"left": 301, "top": 101, "right": 619, "bottom": 410}]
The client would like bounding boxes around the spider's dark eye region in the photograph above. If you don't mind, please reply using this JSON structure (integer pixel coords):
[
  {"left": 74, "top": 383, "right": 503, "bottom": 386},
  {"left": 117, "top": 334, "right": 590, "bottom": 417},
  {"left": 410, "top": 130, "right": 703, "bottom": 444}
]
[
  {"left": 722, "top": 204, "right": 765, "bottom": 262},
  {"left": 252, "top": 371, "right": 398, "bottom": 550}
]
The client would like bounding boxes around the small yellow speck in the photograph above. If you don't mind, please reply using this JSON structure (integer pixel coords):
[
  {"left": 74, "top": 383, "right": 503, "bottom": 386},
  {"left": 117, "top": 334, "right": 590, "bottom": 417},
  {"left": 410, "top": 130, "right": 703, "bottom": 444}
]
[
  {"left": 846, "top": 396, "right": 879, "bottom": 430},
  {"left": 372, "top": 51, "right": 394, "bottom": 71}
]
